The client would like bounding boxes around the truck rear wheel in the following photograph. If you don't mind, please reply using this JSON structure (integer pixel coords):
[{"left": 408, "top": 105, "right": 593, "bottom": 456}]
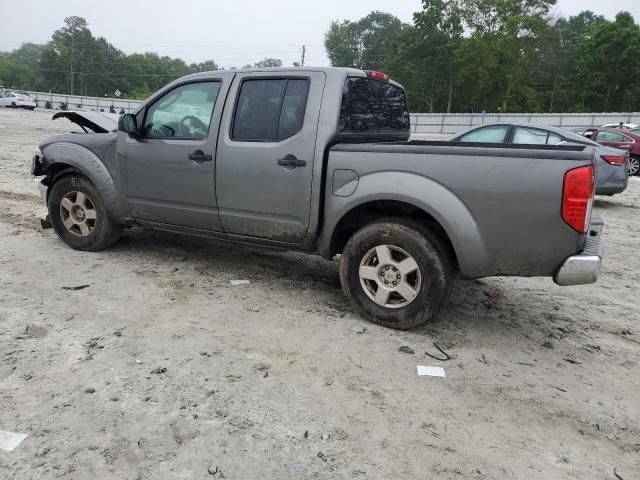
[
  {"left": 340, "top": 219, "right": 452, "bottom": 330},
  {"left": 48, "top": 174, "right": 122, "bottom": 251}
]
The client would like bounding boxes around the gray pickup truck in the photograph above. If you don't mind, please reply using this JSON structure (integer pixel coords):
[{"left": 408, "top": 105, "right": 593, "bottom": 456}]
[{"left": 32, "top": 67, "right": 604, "bottom": 329}]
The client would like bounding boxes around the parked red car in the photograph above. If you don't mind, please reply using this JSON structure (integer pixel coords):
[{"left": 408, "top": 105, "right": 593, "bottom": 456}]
[{"left": 578, "top": 128, "right": 640, "bottom": 176}]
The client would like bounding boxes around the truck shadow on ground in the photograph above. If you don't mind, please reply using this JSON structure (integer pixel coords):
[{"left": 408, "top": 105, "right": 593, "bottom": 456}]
[
  {"left": 594, "top": 198, "right": 639, "bottom": 210},
  {"left": 112, "top": 228, "right": 574, "bottom": 343}
]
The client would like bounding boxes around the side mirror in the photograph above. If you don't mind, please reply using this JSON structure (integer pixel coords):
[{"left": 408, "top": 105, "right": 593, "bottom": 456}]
[{"left": 118, "top": 113, "right": 138, "bottom": 135}]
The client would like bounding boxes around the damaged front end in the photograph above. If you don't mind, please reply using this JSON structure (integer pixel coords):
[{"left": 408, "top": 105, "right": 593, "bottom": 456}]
[{"left": 52, "top": 110, "right": 120, "bottom": 134}]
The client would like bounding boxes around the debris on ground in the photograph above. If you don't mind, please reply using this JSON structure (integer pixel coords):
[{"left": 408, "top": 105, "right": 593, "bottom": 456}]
[
  {"left": 399, "top": 346, "right": 415, "bottom": 354},
  {"left": 424, "top": 342, "right": 452, "bottom": 361},
  {"left": 317, "top": 452, "right": 328, "bottom": 462},
  {"left": 150, "top": 367, "right": 167, "bottom": 374},
  {"left": 61, "top": 285, "right": 90, "bottom": 291},
  {"left": 207, "top": 465, "right": 224, "bottom": 477},
  {"left": 229, "top": 280, "right": 250, "bottom": 286},
  {"left": 417, "top": 366, "right": 446, "bottom": 377},
  {"left": 0, "top": 431, "right": 28, "bottom": 451}
]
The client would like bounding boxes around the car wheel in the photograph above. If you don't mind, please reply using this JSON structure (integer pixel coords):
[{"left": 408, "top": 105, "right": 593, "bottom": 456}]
[
  {"left": 628, "top": 155, "right": 640, "bottom": 176},
  {"left": 48, "top": 174, "right": 122, "bottom": 251},
  {"left": 11, "top": 102, "right": 16, "bottom": 108},
  {"left": 340, "top": 219, "right": 452, "bottom": 330}
]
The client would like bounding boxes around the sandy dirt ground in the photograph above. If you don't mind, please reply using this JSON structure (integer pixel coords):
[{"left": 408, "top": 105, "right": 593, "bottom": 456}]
[{"left": 0, "top": 107, "right": 639, "bottom": 480}]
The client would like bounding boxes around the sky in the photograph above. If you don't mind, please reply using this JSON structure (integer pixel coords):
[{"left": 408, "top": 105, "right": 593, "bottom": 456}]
[{"left": 1, "top": 0, "right": 639, "bottom": 68}]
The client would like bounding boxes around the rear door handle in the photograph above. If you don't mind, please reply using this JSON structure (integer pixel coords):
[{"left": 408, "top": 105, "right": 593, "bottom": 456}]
[
  {"left": 188, "top": 150, "right": 213, "bottom": 162},
  {"left": 277, "top": 154, "right": 307, "bottom": 167}
]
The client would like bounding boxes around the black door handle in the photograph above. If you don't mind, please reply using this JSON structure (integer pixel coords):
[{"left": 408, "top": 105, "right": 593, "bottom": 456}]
[
  {"left": 188, "top": 150, "right": 213, "bottom": 162},
  {"left": 277, "top": 154, "right": 307, "bottom": 167}
]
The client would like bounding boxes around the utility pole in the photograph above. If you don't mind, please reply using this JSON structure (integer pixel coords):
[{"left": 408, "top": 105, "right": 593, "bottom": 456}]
[
  {"left": 301, "top": 45, "right": 306, "bottom": 67},
  {"left": 69, "top": 28, "right": 75, "bottom": 95}
]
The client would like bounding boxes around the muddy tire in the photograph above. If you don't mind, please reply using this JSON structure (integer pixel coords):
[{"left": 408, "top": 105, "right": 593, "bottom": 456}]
[
  {"left": 48, "top": 174, "right": 122, "bottom": 251},
  {"left": 340, "top": 219, "right": 452, "bottom": 330}
]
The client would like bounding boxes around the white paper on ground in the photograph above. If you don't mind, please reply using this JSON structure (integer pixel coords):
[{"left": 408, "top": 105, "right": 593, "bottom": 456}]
[
  {"left": 417, "top": 366, "right": 446, "bottom": 377},
  {"left": 230, "top": 280, "right": 250, "bottom": 286},
  {"left": 0, "top": 431, "right": 28, "bottom": 451}
]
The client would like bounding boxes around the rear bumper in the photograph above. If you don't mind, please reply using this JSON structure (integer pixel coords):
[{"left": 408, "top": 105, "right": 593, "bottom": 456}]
[{"left": 554, "top": 216, "right": 604, "bottom": 286}]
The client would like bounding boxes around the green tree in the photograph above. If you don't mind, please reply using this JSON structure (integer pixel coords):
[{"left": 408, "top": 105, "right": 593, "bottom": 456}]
[
  {"left": 324, "top": 11, "right": 404, "bottom": 71},
  {"left": 389, "top": 0, "right": 463, "bottom": 112},
  {"left": 455, "top": 0, "right": 556, "bottom": 112},
  {"left": 0, "top": 53, "right": 36, "bottom": 88},
  {"left": 190, "top": 60, "right": 219, "bottom": 72},
  {"left": 253, "top": 58, "right": 283, "bottom": 68},
  {"left": 576, "top": 12, "right": 640, "bottom": 111}
]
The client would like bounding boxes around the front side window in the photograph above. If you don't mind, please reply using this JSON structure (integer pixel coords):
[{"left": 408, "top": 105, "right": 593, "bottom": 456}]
[
  {"left": 596, "top": 131, "right": 630, "bottom": 142},
  {"left": 143, "top": 81, "right": 221, "bottom": 139},
  {"left": 512, "top": 127, "right": 563, "bottom": 145},
  {"left": 232, "top": 78, "right": 309, "bottom": 142},
  {"left": 458, "top": 125, "right": 509, "bottom": 143}
]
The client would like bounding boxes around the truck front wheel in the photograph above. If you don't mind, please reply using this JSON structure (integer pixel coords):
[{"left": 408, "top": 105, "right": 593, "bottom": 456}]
[
  {"left": 340, "top": 219, "right": 452, "bottom": 330},
  {"left": 48, "top": 174, "right": 122, "bottom": 251}
]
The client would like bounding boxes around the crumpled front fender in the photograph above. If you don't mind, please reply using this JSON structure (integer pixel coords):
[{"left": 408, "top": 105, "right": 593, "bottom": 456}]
[{"left": 38, "top": 142, "right": 127, "bottom": 221}]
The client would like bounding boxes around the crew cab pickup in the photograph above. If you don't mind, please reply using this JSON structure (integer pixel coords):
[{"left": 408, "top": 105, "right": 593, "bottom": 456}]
[{"left": 32, "top": 67, "right": 604, "bottom": 329}]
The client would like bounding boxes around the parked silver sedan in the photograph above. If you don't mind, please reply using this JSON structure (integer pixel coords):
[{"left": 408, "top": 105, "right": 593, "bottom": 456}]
[{"left": 449, "top": 123, "right": 629, "bottom": 196}]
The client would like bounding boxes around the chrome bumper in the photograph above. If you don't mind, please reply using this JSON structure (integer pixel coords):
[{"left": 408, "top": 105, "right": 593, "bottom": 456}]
[{"left": 554, "top": 216, "right": 604, "bottom": 286}]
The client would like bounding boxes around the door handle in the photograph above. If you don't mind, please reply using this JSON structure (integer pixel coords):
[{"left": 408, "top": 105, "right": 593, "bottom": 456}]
[
  {"left": 277, "top": 155, "right": 307, "bottom": 167},
  {"left": 188, "top": 150, "right": 213, "bottom": 162}
]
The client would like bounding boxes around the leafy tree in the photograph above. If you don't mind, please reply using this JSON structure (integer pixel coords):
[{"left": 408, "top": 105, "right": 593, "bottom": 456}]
[
  {"left": 389, "top": 0, "right": 463, "bottom": 112},
  {"left": 190, "top": 60, "right": 219, "bottom": 72},
  {"left": 253, "top": 58, "right": 283, "bottom": 68},
  {"left": 455, "top": 0, "right": 556, "bottom": 112},
  {"left": 0, "top": 53, "right": 36, "bottom": 88},
  {"left": 576, "top": 12, "right": 640, "bottom": 111},
  {"left": 324, "top": 11, "right": 405, "bottom": 71}
]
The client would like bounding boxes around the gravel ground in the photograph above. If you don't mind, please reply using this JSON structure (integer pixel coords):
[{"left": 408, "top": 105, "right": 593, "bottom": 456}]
[{"left": 1, "top": 107, "right": 639, "bottom": 480}]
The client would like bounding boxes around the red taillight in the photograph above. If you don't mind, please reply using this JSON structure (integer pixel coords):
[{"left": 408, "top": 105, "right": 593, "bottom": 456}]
[
  {"left": 562, "top": 166, "right": 594, "bottom": 233},
  {"left": 601, "top": 155, "right": 627, "bottom": 165},
  {"left": 365, "top": 70, "right": 390, "bottom": 81}
]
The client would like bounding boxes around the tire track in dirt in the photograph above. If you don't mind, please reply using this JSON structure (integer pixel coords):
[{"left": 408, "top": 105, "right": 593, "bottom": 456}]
[{"left": 0, "top": 189, "right": 42, "bottom": 204}]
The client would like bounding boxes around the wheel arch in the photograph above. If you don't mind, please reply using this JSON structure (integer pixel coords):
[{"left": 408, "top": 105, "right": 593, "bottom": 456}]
[
  {"left": 41, "top": 142, "right": 127, "bottom": 220},
  {"left": 320, "top": 171, "right": 491, "bottom": 278}
]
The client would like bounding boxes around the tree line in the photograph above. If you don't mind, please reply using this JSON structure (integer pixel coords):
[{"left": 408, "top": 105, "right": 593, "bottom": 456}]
[
  {"left": 1, "top": 1, "right": 639, "bottom": 112},
  {"left": 325, "top": 1, "right": 640, "bottom": 113},
  {"left": 0, "top": 16, "right": 284, "bottom": 100}
]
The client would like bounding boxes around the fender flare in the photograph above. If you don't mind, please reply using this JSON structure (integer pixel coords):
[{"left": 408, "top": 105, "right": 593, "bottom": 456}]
[
  {"left": 322, "top": 171, "right": 492, "bottom": 278},
  {"left": 41, "top": 142, "right": 127, "bottom": 220}
]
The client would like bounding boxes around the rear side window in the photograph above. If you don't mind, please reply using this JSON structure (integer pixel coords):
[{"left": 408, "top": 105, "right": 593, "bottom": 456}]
[
  {"left": 596, "top": 131, "right": 630, "bottom": 142},
  {"left": 232, "top": 78, "right": 309, "bottom": 142},
  {"left": 339, "top": 78, "right": 410, "bottom": 141},
  {"left": 457, "top": 125, "right": 509, "bottom": 143},
  {"left": 513, "top": 127, "right": 563, "bottom": 145}
]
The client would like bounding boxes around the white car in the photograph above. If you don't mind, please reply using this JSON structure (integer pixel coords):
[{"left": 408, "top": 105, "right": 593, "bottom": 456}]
[
  {"left": 1, "top": 90, "right": 36, "bottom": 110},
  {"left": 601, "top": 122, "right": 639, "bottom": 129}
]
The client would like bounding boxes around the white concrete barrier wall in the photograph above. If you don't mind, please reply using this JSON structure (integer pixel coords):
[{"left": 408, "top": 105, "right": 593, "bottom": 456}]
[
  {"left": 22, "top": 91, "right": 640, "bottom": 135},
  {"left": 410, "top": 113, "right": 640, "bottom": 136},
  {"left": 25, "top": 91, "right": 143, "bottom": 114}
]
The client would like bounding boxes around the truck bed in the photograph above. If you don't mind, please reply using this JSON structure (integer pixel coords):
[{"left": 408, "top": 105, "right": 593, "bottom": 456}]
[{"left": 325, "top": 141, "right": 595, "bottom": 279}]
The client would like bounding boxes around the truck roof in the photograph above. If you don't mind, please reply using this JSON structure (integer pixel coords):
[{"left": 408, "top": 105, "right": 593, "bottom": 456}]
[{"left": 178, "top": 66, "right": 404, "bottom": 88}]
